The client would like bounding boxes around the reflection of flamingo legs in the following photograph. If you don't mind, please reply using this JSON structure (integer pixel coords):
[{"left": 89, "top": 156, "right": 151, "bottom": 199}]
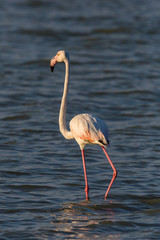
[{"left": 50, "top": 50, "right": 117, "bottom": 200}]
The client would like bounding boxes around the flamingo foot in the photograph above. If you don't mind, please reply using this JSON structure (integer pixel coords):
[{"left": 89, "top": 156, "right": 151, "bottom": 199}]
[{"left": 85, "top": 186, "right": 89, "bottom": 201}]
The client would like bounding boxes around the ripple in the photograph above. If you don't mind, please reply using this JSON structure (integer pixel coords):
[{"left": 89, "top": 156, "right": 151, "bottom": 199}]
[{"left": 2, "top": 114, "right": 31, "bottom": 121}]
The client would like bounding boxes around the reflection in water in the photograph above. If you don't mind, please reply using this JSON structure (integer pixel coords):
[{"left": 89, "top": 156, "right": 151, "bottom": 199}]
[{"left": 49, "top": 201, "right": 121, "bottom": 239}]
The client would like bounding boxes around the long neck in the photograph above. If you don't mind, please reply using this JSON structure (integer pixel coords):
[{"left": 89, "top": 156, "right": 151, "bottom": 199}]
[{"left": 59, "top": 57, "right": 73, "bottom": 139}]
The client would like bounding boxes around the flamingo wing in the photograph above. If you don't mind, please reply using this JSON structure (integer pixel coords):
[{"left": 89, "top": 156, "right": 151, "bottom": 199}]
[{"left": 70, "top": 114, "right": 109, "bottom": 149}]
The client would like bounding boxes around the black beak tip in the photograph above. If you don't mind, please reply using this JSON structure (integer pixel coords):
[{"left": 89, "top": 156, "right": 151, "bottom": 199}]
[{"left": 50, "top": 66, "right": 54, "bottom": 72}]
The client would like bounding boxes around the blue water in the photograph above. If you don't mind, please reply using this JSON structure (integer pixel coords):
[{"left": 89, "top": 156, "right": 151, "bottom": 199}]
[{"left": 0, "top": 0, "right": 160, "bottom": 239}]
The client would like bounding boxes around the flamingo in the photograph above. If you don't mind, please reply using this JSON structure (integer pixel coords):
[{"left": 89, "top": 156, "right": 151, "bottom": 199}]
[{"left": 50, "top": 50, "right": 117, "bottom": 200}]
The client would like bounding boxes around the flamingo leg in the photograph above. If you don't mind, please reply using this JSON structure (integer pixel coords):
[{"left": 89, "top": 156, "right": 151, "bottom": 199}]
[
  {"left": 101, "top": 146, "right": 117, "bottom": 200},
  {"left": 81, "top": 150, "right": 89, "bottom": 200}
]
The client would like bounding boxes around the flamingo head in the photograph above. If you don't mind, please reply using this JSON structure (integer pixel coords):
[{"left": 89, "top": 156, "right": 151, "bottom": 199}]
[{"left": 50, "top": 50, "right": 69, "bottom": 72}]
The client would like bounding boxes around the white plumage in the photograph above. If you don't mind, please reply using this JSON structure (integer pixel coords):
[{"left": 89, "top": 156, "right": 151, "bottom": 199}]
[{"left": 70, "top": 113, "right": 109, "bottom": 150}]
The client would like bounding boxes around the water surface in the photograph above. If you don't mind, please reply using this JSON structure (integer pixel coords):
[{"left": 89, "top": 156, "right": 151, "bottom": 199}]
[{"left": 0, "top": 0, "right": 160, "bottom": 239}]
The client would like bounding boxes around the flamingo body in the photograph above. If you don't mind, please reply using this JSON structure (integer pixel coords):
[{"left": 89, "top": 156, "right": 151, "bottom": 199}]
[
  {"left": 50, "top": 50, "right": 117, "bottom": 200},
  {"left": 69, "top": 113, "right": 109, "bottom": 150}
]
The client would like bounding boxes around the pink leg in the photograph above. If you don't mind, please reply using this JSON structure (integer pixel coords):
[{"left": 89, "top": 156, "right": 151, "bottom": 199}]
[
  {"left": 81, "top": 150, "right": 89, "bottom": 200},
  {"left": 101, "top": 146, "right": 117, "bottom": 200}
]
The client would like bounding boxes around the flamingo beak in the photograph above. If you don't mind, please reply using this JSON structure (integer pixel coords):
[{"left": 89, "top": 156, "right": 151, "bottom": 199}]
[
  {"left": 50, "top": 56, "right": 57, "bottom": 72},
  {"left": 50, "top": 66, "right": 54, "bottom": 72}
]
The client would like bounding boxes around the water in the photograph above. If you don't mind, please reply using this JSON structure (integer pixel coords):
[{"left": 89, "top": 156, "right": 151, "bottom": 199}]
[{"left": 0, "top": 0, "right": 160, "bottom": 239}]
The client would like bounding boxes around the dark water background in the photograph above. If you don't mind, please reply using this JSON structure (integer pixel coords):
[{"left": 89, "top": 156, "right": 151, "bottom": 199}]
[{"left": 0, "top": 0, "right": 160, "bottom": 239}]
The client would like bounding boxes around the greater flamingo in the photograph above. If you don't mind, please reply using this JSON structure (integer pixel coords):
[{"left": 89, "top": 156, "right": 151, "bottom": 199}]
[{"left": 50, "top": 50, "right": 117, "bottom": 200}]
